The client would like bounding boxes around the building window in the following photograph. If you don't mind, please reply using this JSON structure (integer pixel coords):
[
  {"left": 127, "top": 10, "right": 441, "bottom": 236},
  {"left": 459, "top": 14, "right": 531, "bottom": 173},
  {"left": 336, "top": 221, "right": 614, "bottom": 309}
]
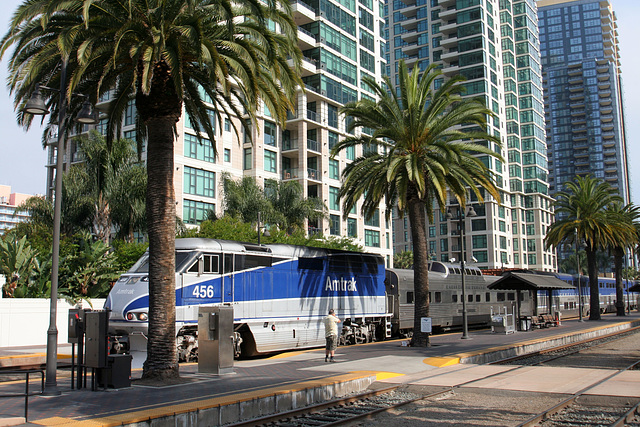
[
  {"left": 330, "top": 214, "right": 340, "bottom": 235},
  {"left": 264, "top": 149, "right": 277, "bottom": 173},
  {"left": 184, "top": 167, "right": 216, "bottom": 198},
  {"left": 329, "top": 159, "right": 339, "bottom": 180},
  {"left": 364, "top": 209, "right": 379, "bottom": 227},
  {"left": 183, "top": 199, "right": 215, "bottom": 225},
  {"left": 184, "top": 134, "right": 215, "bottom": 163},
  {"left": 224, "top": 118, "right": 231, "bottom": 132},
  {"left": 365, "top": 229, "right": 380, "bottom": 247},
  {"left": 346, "top": 146, "right": 355, "bottom": 160},
  {"left": 472, "top": 250, "right": 488, "bottom": 263},
  {"left": 224, "top": 148, "right": 231, "bottom": 163},
  {"left": 243, "top": 148, "right": 252, "bottom": 170},
  {"left": 329, "top": 186, "right": 340, "bottom": 211},
  {"left": 264, "top": 121, "right": 277, "bottom": 146},
  {"left": 347, "top": 218, "right": 357, "bottom": 237}
]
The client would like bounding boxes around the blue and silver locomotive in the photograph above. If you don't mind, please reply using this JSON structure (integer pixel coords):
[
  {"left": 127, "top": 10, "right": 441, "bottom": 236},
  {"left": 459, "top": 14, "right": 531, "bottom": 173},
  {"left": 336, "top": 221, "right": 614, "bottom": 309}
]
[{"left": 105, "top": 238, "right": 390, "bottom": 362}]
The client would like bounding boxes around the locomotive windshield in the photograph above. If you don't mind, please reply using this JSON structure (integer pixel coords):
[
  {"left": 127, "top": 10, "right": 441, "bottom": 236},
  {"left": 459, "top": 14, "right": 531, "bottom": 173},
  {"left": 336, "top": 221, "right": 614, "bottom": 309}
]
[{"left": 127, "top": 251, "right": 193, "bottom": 273}]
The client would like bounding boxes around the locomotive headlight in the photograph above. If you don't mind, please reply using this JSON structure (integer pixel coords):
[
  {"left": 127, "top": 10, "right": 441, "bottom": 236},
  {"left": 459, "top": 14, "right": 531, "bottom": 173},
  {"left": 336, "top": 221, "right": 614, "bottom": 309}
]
[
  {"left": 126, "top": 313, "right": 134, "bottom": 321},
  {"left": 138, "top": 313, "right": 148, "bottom": 321}
]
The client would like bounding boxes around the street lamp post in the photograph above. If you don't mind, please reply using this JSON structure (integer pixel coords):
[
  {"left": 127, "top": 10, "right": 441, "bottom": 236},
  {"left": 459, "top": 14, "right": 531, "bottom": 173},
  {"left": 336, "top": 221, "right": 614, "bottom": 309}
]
[
  {"left": 257, "top": 212, "right": 270, "bottom": 245},
  {"left": 22, "top": 57, "right": 97, "bottom": 395},
  {"left": 575, "top": 229, "right": 583, "bottom": 322},
  {"left": 447, "top": 205, "right": 477, "bottom": 339}
]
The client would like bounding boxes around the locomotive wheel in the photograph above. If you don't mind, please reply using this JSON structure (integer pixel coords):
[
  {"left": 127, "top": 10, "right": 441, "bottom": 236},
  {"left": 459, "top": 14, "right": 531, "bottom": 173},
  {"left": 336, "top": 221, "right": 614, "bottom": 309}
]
[{"left": 238, "top": 326, "right": 258, "bottom": 358}]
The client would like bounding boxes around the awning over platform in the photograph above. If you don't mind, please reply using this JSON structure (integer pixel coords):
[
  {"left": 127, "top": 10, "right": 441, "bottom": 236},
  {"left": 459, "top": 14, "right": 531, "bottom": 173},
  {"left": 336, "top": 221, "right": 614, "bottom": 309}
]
[
  {"left": 488, "top": 271, "right": 575, "bottom": 291},
  {"left": 629, "top": 283, "right": 640, "bottom": 293}
]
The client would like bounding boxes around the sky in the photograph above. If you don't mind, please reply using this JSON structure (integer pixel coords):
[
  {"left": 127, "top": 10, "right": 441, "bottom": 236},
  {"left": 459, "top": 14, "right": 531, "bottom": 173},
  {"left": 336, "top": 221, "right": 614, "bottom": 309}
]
[{"left": 0, "top": 0, "right": 639, "bottom": 202}]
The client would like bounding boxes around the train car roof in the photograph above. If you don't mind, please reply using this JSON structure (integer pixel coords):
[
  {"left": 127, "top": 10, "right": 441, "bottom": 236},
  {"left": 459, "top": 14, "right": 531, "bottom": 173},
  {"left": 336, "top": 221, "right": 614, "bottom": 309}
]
[{"left": 387, "top": 261, "right": 486, "bottom": 277}]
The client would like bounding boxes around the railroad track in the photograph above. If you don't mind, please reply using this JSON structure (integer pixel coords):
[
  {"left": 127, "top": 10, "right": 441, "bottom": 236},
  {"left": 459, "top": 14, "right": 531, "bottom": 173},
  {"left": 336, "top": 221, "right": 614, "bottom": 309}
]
[
  {"left": 230, "top": 328, "right": 640, "bottom": 427},
  {"left": 491, "top": 326, "right": 640, "bottom": 366},
  {"left": 517, "top": 358, "right": 640, "bottom": 427}
]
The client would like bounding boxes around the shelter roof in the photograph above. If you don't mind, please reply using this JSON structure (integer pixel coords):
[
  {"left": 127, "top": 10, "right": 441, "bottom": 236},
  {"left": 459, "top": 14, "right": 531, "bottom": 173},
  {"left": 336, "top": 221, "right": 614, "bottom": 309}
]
[{"left": 487, "top": 271, "right": 575, "bottom": 291}]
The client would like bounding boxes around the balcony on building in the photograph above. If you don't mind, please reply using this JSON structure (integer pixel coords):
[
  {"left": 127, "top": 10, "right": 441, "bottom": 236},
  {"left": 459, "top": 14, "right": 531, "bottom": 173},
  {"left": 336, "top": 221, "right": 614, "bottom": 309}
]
[
  {"left": 439, "top": 19, "right": 458, "bottom": 34},
  {"left": 571, "top": 108, "right": 586, "bottom": 117},
  {"left": 600, "top": 104, "right": 614, "bottom": 114},
  {"left": 297, "top": 26, "right": 316, "bottom": 50},
  {"left": 439, "top": 6, "right": 458, "bottom": 20},
  {"left": 440, "top": 34, "right": 458, "bottom": 47},
  {"left": 599, "top": 96, "right": 612, "bottom": 106},
  {"left": 401, "top": 31, "right": 418, "bottom": 44},
  {"left": 603, "top": 155, "right": 617, "bottom": 165},
  {"left": 399, "top": 3, "right": 419, "bottom": 18},
  {"left": 307, "top": 167, "right": 321, "bottom": 182},
  {"left": 598, "top": 80, "right": 611, "bottom": 90},
  {"left": 573, "top": 134, "right": 588, "bottom": 144},
  {"left": 569, "top": 92, "right": 585, "bottom": 102},
  {"left": 438, "top": 0, "right": 456, "bottom": 7},
  {"left": 441, "top": 48, "right": 460, "bottom": 62},
  {"left": 601, "top": 113, "right": 614, "bottom": 122},
  {"left": 306, "top": 138, "right": 320, "bottom": 153},
  {"left": 282, "top": 167, "right": 300, "bottom": 180},
  {"left": 571, "top": 115, "right": 586, "bottom": 125},
  {"left": 400, "top": 17, "right": 418, "bottom": 31},
  {"left": 601, "top": 122, "right": 614, "bottom": 132},
  {"left": 292, "top": 0, "right": 316, "bottom": 26},
  {"left": 571, "top": 125, "right": 587, "bottom": 134},
  {"left": 602, "top": 130, "right": 616, "bottom": 139},
  {"left": 401, "top": 42, "right": 420, "bottom": 55},
  {"left": 282, "top": 137, "right": 299, "bottom": 152}
]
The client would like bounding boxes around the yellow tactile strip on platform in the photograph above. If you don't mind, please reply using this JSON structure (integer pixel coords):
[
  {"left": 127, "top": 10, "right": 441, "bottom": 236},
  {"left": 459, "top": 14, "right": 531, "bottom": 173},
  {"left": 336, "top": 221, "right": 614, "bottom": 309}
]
[
  {"left": 423, "top": 356, "right": 461, "bottom": 367},
  {"left": 33, "top": 372, "right": 378, "bottom": 427}
]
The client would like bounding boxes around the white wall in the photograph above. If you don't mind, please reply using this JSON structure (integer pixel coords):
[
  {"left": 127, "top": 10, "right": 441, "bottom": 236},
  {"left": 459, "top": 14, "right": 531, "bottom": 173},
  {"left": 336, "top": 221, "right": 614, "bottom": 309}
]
[{"left": 0, "top": 298, "right": 105, "bottom": 347}]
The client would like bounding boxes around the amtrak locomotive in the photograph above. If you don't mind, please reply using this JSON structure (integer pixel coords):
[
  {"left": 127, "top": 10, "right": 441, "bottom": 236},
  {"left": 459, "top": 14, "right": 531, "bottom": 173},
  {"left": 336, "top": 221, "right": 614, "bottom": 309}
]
[{"left": 105, "top": 239, "right": 390, "bottom": 362}]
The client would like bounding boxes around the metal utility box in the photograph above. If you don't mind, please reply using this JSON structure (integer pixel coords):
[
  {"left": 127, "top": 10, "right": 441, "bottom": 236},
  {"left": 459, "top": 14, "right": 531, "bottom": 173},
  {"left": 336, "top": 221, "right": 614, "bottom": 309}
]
[
  {"left": 198, "top": 306, "right": 234, "bottom": 374},
  {"left": 85, "top": 310, "right": 109, "bottom": 368},
  {"left": 68, "top": 309, "right": 82, "bottom": 343},
  {"left": 97, "top": 354, "right": 132, "bottom": 388}
]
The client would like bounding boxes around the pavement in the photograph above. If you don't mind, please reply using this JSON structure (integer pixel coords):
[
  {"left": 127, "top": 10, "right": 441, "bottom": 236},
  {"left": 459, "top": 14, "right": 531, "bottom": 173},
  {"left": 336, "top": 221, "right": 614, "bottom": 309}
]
[{"left": 1, "top": 311, "right": 639, "bottom": 426}]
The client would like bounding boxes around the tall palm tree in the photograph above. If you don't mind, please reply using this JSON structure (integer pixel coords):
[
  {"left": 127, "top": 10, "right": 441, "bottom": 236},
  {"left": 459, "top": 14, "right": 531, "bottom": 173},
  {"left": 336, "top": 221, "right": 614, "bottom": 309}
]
[
  {"left": 606, "top": 202, "right": 640, "bottom": 316},
  {"left": 545, "top": 175, "right": 625, "bottom": 320},
  {"left": 332, "top": 60, "right": 502, "bottom": 347},
  {"left": 2, "top": 0, "right": 300, "bottom": 380},
  {"left": 222, "top": 174, "right": 273, "bottom": 224}
]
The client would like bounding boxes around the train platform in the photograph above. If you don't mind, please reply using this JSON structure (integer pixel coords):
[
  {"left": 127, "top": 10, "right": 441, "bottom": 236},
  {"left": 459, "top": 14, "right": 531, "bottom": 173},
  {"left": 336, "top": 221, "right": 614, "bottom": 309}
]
[{"left": 1, "top": 311, "right": 639, "bottom": 426}]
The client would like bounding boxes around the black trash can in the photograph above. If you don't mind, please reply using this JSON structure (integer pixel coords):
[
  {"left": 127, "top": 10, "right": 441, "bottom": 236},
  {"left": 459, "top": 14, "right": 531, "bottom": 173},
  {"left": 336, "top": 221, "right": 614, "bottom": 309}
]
[{"left": 97, "top": 354, "right": 132, "bottom": 388}]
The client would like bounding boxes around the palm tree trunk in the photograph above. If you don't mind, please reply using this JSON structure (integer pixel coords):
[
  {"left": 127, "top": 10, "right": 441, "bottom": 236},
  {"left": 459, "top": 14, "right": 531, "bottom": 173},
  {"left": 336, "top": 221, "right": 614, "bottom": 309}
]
[
  {"left": 407, "top": 192, "right": 430, "bottom": 347},
  {"left": 137, "top": 60, "right": 182, "bottom": 380},
  {"left": 586, "top": 247, "right": 600, "bottom": 320},
  {"left": 143, "top": 116, "right": 179, "bottom": 380},
  {"left": 614, "top": 247, "right": 625, "bottom": 316}
]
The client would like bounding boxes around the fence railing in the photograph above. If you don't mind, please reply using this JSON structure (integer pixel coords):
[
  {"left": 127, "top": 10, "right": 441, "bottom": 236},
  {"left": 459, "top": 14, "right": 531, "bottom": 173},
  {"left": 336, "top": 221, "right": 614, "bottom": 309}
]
[{"left": 0, "top": 369, "right": 44, "bottom": 422}]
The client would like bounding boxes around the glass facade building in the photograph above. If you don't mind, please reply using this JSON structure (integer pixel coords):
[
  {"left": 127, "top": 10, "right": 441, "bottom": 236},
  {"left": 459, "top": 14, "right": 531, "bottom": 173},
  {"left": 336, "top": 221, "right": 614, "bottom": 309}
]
[
  {"left": 537, "top": 0, "right": 630, "bottom": 204},
  {"left": 389, "top": 0, "right": 556, "bottom": 271}
]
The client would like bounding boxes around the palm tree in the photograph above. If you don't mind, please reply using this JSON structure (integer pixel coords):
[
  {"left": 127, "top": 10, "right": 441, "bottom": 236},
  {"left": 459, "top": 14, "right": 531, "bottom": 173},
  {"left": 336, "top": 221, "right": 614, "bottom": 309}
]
[
  {"left": 266, "top": 180, "right": 327, "bottom": 233},
  {"left": 75, "top": 132, "right": 147, "bottom": 242},
  {"left": 222, "top": 174, "right": 273, "bottom": 224},
  {"left": 606, "top": 202, "right": 640, "bottom": 316},
  {"left": 332, "top": 60, "right": 502, "bottom": 347},
  {"left": 545, "top": 175, "right": 625, "bottom": 320},
  {"left": 2, "top": 0, "right": 300, "bottom": 380}
]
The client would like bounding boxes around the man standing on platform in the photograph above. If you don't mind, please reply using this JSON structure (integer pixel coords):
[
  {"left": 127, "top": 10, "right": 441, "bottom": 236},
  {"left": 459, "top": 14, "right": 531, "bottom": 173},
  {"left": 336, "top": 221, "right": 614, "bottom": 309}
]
[{"left": 324, "top": 309, "right": 341, "bottom": 362}]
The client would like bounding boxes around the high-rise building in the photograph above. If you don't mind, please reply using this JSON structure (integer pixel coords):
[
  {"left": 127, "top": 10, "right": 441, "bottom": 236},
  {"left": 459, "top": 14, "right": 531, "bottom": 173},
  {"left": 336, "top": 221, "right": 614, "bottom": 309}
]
[
  {"left": 45, "top": 0, "right": 394, "bottom": 264},
  {"left": 389, "top": 0, "right": 556, "bottom": 271},
  {"left": 537, "top": 0, "right": 630, "bottom": 205},
  {"left": 0, "top": 185, "right": 34, "bottom": 232}
]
